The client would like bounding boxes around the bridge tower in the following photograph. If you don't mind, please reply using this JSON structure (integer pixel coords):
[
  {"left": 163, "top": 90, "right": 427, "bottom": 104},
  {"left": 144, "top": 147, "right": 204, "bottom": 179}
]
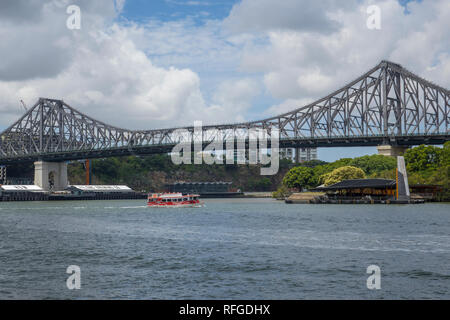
[
  {"left": 376, "top": 62, "right": 409, "bottom": 157},
  {"left": 34, "top": 161, "right": 68, "bottom": 191}
]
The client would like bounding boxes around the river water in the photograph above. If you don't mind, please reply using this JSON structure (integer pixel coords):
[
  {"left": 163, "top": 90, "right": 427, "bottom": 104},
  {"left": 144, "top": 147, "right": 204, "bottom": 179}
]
[{"left": 0, "top": 199, "right": 449, "bottom": 299}]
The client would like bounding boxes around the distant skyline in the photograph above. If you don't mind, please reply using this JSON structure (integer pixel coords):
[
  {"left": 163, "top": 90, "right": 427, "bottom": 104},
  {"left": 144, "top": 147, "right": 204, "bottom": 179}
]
[{"left": 0, "top": 0, "right": 448, "bottom": 161}]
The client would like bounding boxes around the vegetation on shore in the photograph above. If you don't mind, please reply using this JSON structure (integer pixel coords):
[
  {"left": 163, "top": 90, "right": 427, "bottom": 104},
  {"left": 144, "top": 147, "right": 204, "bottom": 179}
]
[
  {"left": 275, "top": 142, "right": 449, "bottom": 200},
  {"left": 5, "top": 142, "right": 448, "bottom": 198},
  {"left": 67, "top": 155, "right": 294, "bottom": 192}
]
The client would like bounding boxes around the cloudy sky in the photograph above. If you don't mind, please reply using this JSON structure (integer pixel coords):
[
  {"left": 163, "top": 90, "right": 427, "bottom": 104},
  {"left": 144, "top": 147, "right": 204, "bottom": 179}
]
[{"left": 0, "top": 0, "right": 449, "bottom": 161}]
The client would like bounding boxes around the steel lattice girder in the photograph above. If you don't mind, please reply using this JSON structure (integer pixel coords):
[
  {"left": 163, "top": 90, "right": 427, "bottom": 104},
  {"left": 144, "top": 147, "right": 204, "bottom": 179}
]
[{"left": 0, "top": 60, "right": 449, "bottom": 164}]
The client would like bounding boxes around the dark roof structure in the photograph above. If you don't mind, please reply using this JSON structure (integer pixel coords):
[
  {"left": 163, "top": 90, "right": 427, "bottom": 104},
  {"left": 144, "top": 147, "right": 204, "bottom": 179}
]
[{"left": 316, "top": 179, "right": 396, "bottom": 191}]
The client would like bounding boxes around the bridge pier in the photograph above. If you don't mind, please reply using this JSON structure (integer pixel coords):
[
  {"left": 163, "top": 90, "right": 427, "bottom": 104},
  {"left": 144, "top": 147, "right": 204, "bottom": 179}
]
[
  {"left": 377, "top": 145, "right": 409, "bottom": 157},
  {"left": 34, "top": 161, "right": 68, "bottom": 191}
]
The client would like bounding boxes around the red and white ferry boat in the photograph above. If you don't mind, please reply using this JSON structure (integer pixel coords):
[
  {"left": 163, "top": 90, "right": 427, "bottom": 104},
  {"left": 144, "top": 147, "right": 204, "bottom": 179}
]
[{"left": 147, "top": 193, "right": 203, "bottom": 208}]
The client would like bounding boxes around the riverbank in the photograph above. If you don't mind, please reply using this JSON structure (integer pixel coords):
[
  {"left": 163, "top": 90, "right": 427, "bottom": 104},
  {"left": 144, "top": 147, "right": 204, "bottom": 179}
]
[
  {"left": 285, "top": 192, "right": 427, "bottom": 204},
  {"left": 285, "top": 192, "right": 324, "bottom": 204},
  {"left": 242, "top": 192, "right": 273, "bottom": 198}
]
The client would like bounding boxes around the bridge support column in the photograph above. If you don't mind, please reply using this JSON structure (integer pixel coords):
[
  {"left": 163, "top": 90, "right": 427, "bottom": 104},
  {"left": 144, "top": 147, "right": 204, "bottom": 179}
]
[
  {"left": 34, "top": 161, "right": 68, "bottom": 191},
  {"left": 377, "top": 145, "right": 409, "bottom": 157}
]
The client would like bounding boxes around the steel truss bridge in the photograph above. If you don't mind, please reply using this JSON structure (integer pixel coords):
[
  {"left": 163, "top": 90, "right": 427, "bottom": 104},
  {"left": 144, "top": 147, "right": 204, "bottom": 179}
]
[{"left": 0, "top": 60, "right": 449, "bottom": 164}]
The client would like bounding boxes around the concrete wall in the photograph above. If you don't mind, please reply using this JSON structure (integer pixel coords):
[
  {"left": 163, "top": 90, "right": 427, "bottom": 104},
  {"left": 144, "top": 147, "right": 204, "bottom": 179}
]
[
  {"left": 396, "top": 156, "right": 410, "bottom": 201},
  {"left": 34, "top": 161, "right": 68, "bottom": 191}
]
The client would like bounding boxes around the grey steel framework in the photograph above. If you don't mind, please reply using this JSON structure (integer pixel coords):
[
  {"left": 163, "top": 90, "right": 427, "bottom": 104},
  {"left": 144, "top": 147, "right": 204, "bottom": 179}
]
[{"left": 0, "top": 60, "right": 449, "bottom": 164}]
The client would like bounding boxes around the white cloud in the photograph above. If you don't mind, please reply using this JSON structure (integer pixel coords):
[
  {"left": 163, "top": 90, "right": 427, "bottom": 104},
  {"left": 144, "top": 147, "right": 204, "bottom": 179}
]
[
  {"left": 211, "top": 78, "right": 261, "bottom": 123},
  {"left": 0, "top": 0, "right": 258, "bottom": 130},
  {"left": 297, "top": 69, "right": 334, "bottom": 95},
  {"left": 0, "top": 0, "right": 449, "bottom": 133},
  {"left": 224, "top": 0, "right": 349, "bottom": 34},
  {"left": 229, "top": 0, "right": 450, "bottom": 110}
]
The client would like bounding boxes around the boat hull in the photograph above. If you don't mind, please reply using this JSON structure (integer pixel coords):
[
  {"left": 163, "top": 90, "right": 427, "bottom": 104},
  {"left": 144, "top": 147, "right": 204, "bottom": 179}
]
[{"left": 147, "top": 202, "right": 203, "bottom": 208}]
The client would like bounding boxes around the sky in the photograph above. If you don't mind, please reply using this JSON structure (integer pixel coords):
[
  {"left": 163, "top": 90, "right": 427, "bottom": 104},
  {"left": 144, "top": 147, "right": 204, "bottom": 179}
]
[{"left": 0, "top": 0, "right": 448, "bottom": 161}]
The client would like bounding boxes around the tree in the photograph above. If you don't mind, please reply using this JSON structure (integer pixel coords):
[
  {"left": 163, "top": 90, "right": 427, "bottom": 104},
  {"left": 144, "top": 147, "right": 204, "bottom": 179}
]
[
  {"left": 247, "top": 177, "right": 272, "bottom": 191},
  {"left": 349, "top": 155, "right": 396, "bottom": 175},
  {"left": 317, "top": 171, "right": 332, "bottom": 185},
  {"left": 283, "top": 166, "right": 314, "bottom": 190},
  {"left": 322, "top": 166, "right": 366, "bottom": 186},
  {"left": 404, "top": 144, "right": 442, "bottom": 172},
  {"left": 441, "top": 141, "right": 450, "bottom": 167},
  {"left": 272, "top": 185, "right": 292, "bottom": 199},
  {"left": 301, "top": 160, "right": 328, "bottom": 168}
]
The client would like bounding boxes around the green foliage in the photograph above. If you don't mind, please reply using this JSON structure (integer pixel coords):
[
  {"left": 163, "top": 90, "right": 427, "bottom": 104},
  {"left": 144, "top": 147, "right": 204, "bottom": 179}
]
[
  {"left": 317, "top": 171, "right": 332, "bottom": 185},
  {"left": 67, "top": 162, "right": 86, "bottom": 185},
  {"left": 368, "top": 169, "right": 395, "bottom": 180},
  {"left": 283, "top": 166, "right": 314, "bottom": 190},
  {"left": 301, "top": 160, "right": 328, "bottom": 168},
  {"left": 405, "top": 145, "right": 442, "bottom": 172},
  {"left": 441, "top": 141, "right": 450, "bottom": 167},
  {"left": 66, "top": 154, "right": 288, "bottom": 192},
  {"left": 273, "top": 144, "right": 449, "bottom": 199},
  {"left": 247, "top": 177, "right": 272, "bottom": 191},
  {"left": 349, "top": 155, "right": 396, "bottom": 175},
  {"left": 294, "top": 155, "right": 397, "bottom": 187},
  {"left": 279, "top": 158, "right": 295, "bottom": 169},
  {"left": 58, "top": 143, "right": 449, "bottom": 199},
  {"left": 272, "top": 185, "right": 291, "bottom": 199},
  {"left": 322, "top": 166, "right": 366, "bottom": 186}
]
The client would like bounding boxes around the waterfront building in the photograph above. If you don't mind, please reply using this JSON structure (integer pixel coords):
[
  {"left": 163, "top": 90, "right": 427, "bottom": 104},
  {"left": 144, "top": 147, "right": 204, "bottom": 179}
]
[
  {"left": 0, "top": 185, "right": 47, "bottom": 201},
  {"left": 66, "top": 185, "right": 134, "bottom": 195},
  {"left": 315, "top": 179, "right": 397, "bottom": 200}
]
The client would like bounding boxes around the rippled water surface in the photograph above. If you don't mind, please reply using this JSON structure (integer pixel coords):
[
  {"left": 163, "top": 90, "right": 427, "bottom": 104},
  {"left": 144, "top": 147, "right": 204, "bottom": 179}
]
[{"left": 0, "top": 199, "right": 449, "bottom": 299}]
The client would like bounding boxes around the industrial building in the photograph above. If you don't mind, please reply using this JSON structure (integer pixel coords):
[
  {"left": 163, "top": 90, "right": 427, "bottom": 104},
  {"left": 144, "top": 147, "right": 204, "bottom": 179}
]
[
  {"left": 62, "top": 185, "right": 145, "bottom": 200},
  {"left": 0, "top": 185, "right": 47, "bottom": 201},
  {"left": 0, "top": 184, "right": 145, "bottom": 201}
]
